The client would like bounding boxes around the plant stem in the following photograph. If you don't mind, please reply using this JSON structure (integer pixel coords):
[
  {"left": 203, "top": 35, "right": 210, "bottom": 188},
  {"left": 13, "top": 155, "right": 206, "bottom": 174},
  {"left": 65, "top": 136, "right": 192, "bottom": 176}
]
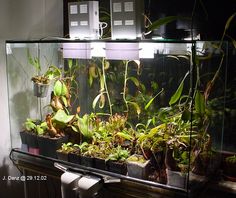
[
  {"left": 102, "top": 58, "right": 113, "bottom": 115},
  {"left": 123, "top": 60, "right": 129, "bottom": 114}
]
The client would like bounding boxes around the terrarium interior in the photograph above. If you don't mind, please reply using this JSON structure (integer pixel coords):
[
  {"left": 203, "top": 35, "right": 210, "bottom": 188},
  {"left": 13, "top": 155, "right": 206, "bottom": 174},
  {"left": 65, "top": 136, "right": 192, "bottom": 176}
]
[{"left": 6, "top": 40, "right": 236, "bottom": 190}]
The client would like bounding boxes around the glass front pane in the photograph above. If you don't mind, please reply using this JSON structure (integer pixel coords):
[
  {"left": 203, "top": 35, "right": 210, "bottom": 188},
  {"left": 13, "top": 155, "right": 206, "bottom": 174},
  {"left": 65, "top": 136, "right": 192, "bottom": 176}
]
[{"left": 6, "top": 40, "right": 234, "bottom": 192}]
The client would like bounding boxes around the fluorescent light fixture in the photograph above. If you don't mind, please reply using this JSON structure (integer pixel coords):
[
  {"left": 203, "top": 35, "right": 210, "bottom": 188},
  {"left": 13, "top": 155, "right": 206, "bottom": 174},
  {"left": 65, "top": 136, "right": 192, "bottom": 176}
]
[
  {"left": 139, "top": 43, "right": 156, "bottom": 59},
  {"left": 105, "top": 42, "right": 140, "bottom": 60},
  {"left": 62, "top": 43, "right": 92, "bottom": 59},
  {"left": 162, "top": 43, "right": 188, "bottom": 55},
  {"left": 62, "top": 42, "right": 191, "bottom": 60},
  {"left": 91, "top": 42, "right": 105, "bottom": 57}
]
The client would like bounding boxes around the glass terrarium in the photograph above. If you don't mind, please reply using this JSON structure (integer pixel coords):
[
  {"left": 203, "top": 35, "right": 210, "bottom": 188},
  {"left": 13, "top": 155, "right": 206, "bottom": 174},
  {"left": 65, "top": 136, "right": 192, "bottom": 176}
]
[{"left": 6, "top": 40, "right": 235, "bottom": 193}]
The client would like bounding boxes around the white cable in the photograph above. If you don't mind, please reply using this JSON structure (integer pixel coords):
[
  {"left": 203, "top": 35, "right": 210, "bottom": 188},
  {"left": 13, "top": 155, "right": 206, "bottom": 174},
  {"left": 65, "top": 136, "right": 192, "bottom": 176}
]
[{"left": 99, "top": 22, "right": 108, "bottom": 39}]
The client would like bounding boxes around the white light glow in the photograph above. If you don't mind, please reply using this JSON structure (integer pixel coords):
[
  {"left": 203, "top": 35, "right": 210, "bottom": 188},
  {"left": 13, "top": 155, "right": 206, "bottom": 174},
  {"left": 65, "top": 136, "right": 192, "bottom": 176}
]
[
  {"left": 139, "top": 43, "right": 156, "bottom": 59},
  {"left": 91, "top": 42, "right": 105, "bottom": 57},
  {"left": 105, "top": 42, "right": 140, "bottom": 60},
  {"left": 62, "top": 43, "right": 92, "bottom": 59},
  {"left": 62, "top": 41, "right": 191, "bottom": 60}
]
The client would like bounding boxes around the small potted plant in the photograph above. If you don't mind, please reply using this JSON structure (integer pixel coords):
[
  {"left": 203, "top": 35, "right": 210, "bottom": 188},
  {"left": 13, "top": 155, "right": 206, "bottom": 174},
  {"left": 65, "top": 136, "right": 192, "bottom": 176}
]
[
  {"left": 223, "top": 155, "right": 236, "bottom": 182},
  {"left": 22, "top": 118, "right": 48, "bottom": 155},
  {"left": 56, "top": 142, "right": 76, "bottom": 161},
  {"left": 28, "top": 51, "right": 61, "bottom": 98},
  {"left": 79, "top": 143, "right": 95, "bottom": 168},
  {"left": 106, "top": 146, "right": 130, "bottom": 175},
  {"left": 126, "top": 154, "right": 150, "bottom": 179},
  {"left": 37, "top": 109, "right": 73, "bottom": 158},
  {"left": 92, "top": 141, "right": 112, "bottom": 171},
  {"left": 68, "top": 143, "right": 81, "bottom": 164},
  {"left": 165, "top": 147, "right": 190, "bottom": 189}
]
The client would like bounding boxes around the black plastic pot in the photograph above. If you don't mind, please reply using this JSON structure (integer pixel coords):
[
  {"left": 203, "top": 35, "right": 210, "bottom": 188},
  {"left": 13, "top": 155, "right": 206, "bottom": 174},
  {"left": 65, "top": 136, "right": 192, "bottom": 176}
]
[
  {"left": 68, "top": 153, "right": 81, "bottom": 164},
  {"left": 19, "top": 131, "right": 29, "bottom": 152},
  {"left": 56, "top": 151, "right": 69, "bottom": 161},
  {"left": 38, "top": 135, "right": 68, "bottom": 158},
  {"left": 26, "top": 132, "right": 39, "bottom": 148},
  {"left": 107, "top": 161, "right": 127, "bottom": 175},
  {"left": 223, "top": 159, "right": 236, "bottom": 181},
  {"left": 94, "top": 157, "right": 106, "bottom": 170},
  {"left": 19, "top": 131, "right": 28, "bottom": 145},
  {"left": 80, "top": 156, "right": 94, "bottom": 168}
]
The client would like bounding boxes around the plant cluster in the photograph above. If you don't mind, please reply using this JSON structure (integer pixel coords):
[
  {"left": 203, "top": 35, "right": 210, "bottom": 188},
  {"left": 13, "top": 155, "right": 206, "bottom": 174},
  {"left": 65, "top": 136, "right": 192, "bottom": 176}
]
[{"left": 22, "top": 12, "right": 236, "bottom": 180}]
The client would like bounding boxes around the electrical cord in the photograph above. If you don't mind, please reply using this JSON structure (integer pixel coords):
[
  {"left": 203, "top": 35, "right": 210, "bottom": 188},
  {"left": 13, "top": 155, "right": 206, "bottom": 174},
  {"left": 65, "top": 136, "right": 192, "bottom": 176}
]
[{"left": 99, "top": 22, "right": 108, "bottom": 39}]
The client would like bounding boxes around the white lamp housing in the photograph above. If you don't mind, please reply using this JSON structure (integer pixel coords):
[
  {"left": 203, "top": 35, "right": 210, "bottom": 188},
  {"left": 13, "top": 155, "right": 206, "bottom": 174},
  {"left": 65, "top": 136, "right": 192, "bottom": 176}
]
[
  {"left": 62, "top": 43, "right": 92, "bottom": 59},
  {"left": 105, "top": 42, "right": 140, "bottom": 60}
]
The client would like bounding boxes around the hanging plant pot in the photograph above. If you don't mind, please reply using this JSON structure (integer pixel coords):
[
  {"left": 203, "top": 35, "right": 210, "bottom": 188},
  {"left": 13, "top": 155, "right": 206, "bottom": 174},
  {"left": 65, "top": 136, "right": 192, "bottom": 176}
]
[
  {"left": 38, "top": 135, "right": 68, "bottom": 158},
  {"left": 33, "top": 82, "right": 49, "bottom": 98}
]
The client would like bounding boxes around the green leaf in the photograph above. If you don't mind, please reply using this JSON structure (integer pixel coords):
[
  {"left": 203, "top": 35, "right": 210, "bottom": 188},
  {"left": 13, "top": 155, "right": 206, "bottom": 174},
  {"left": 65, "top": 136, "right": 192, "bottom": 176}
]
[
  {"left": 100, "top": 74, "right": 105, "bottom": 92},
  {"left": 127, "top": 77, "right": 140, "bottom": 87},
  {"left": 181, "top": 110, "right": 191, "bottom": 121},
  {"left": 40, "top": 122, "right": 48, "bottom": 130},
  {"left": 225, "top": 12, "right": 236, "bottom": 31},
  {"left": 99, "top": 94, "right": 105, "bottom": 108},
  {"left": 151, "top": 81, "right": 159, "bottom": 92},
  {"left": 116, "top": 132, "right": 133, "bottom": 141},
  {"left": 61, "top": 82, "right": 68, "bottom": 96},
  {"left": 89, "top": 75, "right": 93, "bottom": 87},
  {"left": 61, "top": 96, "right": 68, "bottom": 107},
  {"left": 92, "top": 92, "right": 105, "bottom": 109},
  {"left": 128, "top": 101, "right": 141, "bottom": 115},
  {"left": 53, "top": 109, "right": 74, "bottom": 124},
  {"left": 53, "top": 80, "right": 68, "bottom": 96},
  {"left": 36, "top": 125, "right": 44, "bottom": 135},
  {"left": 68, "top": 59, "right": 73, "bottom": 70},
  {"left": 195, "top": 90, "right": 205, "bottom": 115},
  {"left": 71, "top": 125, "right": 79, "bottom": 132},
  {"left": 227, "top": 34, "right": 236, "bottom": 49},
  {"left": 27, "top": 50, "right": 41, "bottom": 72},
  {"left": 145, "top": 88, "right": 164, "bottom": 110},
  {"left": 53, "top": 80, "right": 63, "bottom": 96},
  {"left": 169, "top": 81, "right": 184, "bottom": 106},
  {"left": 77, "top": 115, "right": 93, "bottom": 139},
  {"left": 44, "top": 65, "right": 61, "bottom": 80},
  {"left": 169, "top": 71, "right": 189, "bottom": 106},
  {"left": 147, "top": 16, "right": 190, "bottom": 32},
  {"left": 25, "top": 121, "right": 36, "bottom": 131}
]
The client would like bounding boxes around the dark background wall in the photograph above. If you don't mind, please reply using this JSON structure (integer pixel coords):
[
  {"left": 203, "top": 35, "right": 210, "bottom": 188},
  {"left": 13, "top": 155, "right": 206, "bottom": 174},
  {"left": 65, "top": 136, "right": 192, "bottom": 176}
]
[
  {"left": 148, "top": 0, "right": 236, "bottom": 39},
  {"left": 64, "top": 0, "right": 236, "bottom": 40}
]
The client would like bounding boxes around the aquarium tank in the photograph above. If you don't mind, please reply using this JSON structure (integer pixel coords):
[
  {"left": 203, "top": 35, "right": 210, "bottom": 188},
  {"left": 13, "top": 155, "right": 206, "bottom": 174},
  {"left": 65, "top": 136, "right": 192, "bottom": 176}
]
[{"left": 6, "top": 39, "right": 235, "bottom": 192}]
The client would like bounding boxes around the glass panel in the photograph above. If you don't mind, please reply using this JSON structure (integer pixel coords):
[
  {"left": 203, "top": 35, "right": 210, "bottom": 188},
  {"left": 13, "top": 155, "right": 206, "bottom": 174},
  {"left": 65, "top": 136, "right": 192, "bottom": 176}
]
[
  {"left": 6, "top": 42, "right": 62, "bottom": 148},
  {"left": 7, "top": 40, "right": 234, "bottom": 192}
]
